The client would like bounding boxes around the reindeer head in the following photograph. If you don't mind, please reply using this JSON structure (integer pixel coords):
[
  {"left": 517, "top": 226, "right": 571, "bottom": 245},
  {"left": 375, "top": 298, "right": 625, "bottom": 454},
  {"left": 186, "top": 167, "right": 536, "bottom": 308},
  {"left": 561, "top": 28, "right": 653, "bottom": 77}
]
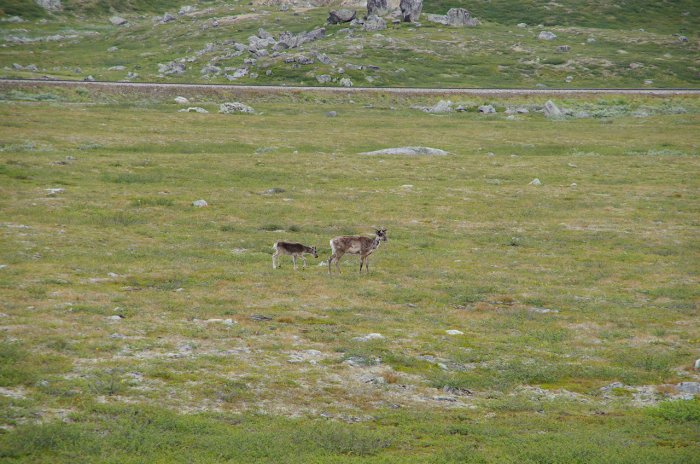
[
  {"left": 311, "top": 246, "right": 319, "bottom": 258},
  {"left": 375, "top": 228, "right": 388, "bottom": 242}
]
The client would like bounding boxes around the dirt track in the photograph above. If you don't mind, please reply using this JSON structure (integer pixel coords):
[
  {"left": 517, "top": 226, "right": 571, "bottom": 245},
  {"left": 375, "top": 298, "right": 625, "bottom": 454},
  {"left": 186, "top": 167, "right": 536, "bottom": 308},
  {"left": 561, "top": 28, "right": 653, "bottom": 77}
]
[{"left": 2, "top": 79, "right": 699, "bottom": 96}]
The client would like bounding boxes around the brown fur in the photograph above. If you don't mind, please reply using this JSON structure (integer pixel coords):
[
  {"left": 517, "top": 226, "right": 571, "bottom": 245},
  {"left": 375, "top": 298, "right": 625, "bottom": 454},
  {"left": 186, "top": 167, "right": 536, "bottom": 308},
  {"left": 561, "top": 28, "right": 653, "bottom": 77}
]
[
  {"left": 328, "top": 228, "right": 387, "bottom": 274},
  {"left": 272, "top": 241, "right": 318, "bottom": 270}
]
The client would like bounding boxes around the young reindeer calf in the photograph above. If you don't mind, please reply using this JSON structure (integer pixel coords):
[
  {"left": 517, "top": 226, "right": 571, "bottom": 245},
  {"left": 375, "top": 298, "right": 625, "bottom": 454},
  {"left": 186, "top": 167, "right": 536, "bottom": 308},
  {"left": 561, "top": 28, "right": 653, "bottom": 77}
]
[
  {"left": 272, "top": 241, "right": 318, "bottom": 270},
  {"left": 328, "top": 228, "right": 388, "bottom": 274}
]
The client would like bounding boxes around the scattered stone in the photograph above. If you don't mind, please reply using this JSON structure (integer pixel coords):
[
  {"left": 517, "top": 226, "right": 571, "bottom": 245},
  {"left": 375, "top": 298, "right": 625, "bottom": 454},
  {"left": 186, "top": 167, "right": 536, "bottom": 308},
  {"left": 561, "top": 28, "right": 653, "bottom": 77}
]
[
  {"left": 326, "top": 111, "right": 337, "bottom": 117},
  {"left": 328, "top": 9, "right": 356, "bottom": 24},
  {"left": 443, "top": 385, "right": 473, "bottom": 396},
  {"left": 478, "top": 105, "right": 496, "bottom": 114},
  {"left": 678, "top": 36, "right": 688, "bottom": 43},
  {"left": 219, "top": 102, "right": 255, "bottom": 114},
  {"left": 446, "top": 329, "right": 463, "bottom": 335},
  {"left": 178, "top": 107, "right": 208, "bottom": 113},
  {"left": 161, "top": 12, "right": 176, "bottom": 23},
  {"left": 110, "top": 333, "right": 126, "bottom": 339},
  {"left": 538, "top": 31, "right": 556, "bottom": 40},
  {"left": 400, "top": 0, "right": 423, "bottom": 22},
  {"left": 339, "top": 77, "right": 353, "bottom": 87},
  {"left": 126, "top": 72, "right": 139, "bottom": 79},
  {"left": 694, "top": 359, "right": 700, "bottom": 370},
  {"left": 107, "top": 315, "right": 124, "bottom": 321},
  {"left": 425, "top": 100, "right": 452, "bottom": 113},
  {"left": 557, "top": 45, "right": 571, "bottom": 52},
  {"left": 629, "top": 62, "right": 644, "bottom": 69},
  {"left": 677, "top": 382, "right": 700, "bottom": 394},
  {"left": 353, "top": 333, "right": 385, "bottom": 342},
  {"left": 570, "top": 183, "right": 577, "bottom": 188},
  {"left": 36, "top": 0, "right": 62, "bottom": 11},
  {"left": 179, "top": 6, "right": 195, "bottom": 15},
  {"left": 360, "top": 147, "right": 448, "bottom": 156},
  {"left": 363, "top": 15, "right": 387, "bottom": 32},
  {"left": 543, "top": 100, "right": 563, "bottom": 118},
  {"left": 295, "top": 55, "right": 314, "bottom": 65},
  {"left": 250, "top": 314, "right": 272, "bottom": 321},
  {"left": 264, "top": 187, "right": 285, "bottom": 194},
  {"left": 644, "top": 79, "right": 653, "bottom": 85},
  {"left": 174, "top": 96, "right": 189, "bottom": 104},
  {"left": 529, "top": 307, "right": 558, "bottom": 313},
  {"left": 83, "top": 75, "right": 95, "bottom": 82},
  {"left": 529, "top": 178, "right": 542, "bottom": 186},
  {"left": 445, "top": 8, "right": 479, "bottom": 27},
  {"left": 516, "top": 108, "right": 529, "bottom": 114},
  {"left": 110, "top": 16, "right": 128, "bottom": 26},
  {"left": 0, "top": 387, "right": 26, "bottom": 399},
  {"left": 45, "top": 188, "right": 65, "bottom": 196},
  {"left": 192, "top": 199, "right": 208, "bottom": 207},
  {"left": 225, "top": 68, "right": 249, "bottom": 80},
  {"left": 108, "top": 65, "right": 126, "bottom": 71},
  {"left": 517, "top": 23, "right": 527, "bottom": 28},
  {"left": 201, "top": 65, "right": 221, "bottom": 75},
  {"left": 316, "top": 74, "right": 332, "bottom": 84},
  {"left": 158, "top": 61, "right": 185, "bottom": 76},
  {"left": 367, "top": 0, "right": 388, "bottom": 16},
  {"left": 565, "top": 75, "right": 574, "bottom": 83}
]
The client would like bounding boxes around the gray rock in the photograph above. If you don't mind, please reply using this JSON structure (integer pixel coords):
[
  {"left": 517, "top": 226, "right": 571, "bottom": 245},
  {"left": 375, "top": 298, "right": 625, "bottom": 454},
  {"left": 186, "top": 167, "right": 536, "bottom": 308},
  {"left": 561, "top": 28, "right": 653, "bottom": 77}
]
[
  {"left": 363, "top": 15, "right": 387, "bottom": 32},
  {"left": 315, "top": 53, "right": 332, "bottom": 64},
  {"left": 543, "top": 100, "right": 563, "bottom": 118},
  {"left": 36, "top": 0, "right": 62, "bottom": 11},
  {"left": 517, "top": 23, "right": 527, "bottom": 28},
  {"left": 678, "top": 36, "right": 688, "bottom": 42},
  {"left": 367, "top": 0, "right": 389, "bottom": 16},
  {"left": 339, "top": 77, "right": 353, "bottom": 87},
  {"left": 179, "top": 6, "right": 195, "bottom": 15},
  {"left": 126, "top": 72, "right": 139, "bottom": 79},
  {"left": 161, "top": 12, "right": 176, "bottom": 23},
  {"left": 200, "top": 65, "right": 221, "bottom": 75},
  {"left": 538, "top": 31, "right": 557, "bottom": 40},
  {"left": 107, "top": 46, "right": 118, "bottom": 52},
  {"left": 179, "top": 107, "right": 208, "bottom": 114},
  {"left": 677, "top": 382, "right": 700, "bottom": 394},
  {"left": 529, "top": 178, "right": 542, "bottom": 186},
  {"left": 192, "top": 199, "right": 208, "bottom": 207},
  {"left": 158, "top": 61, "right": 185, "bottom": 75},
  {"left": 328, "top": 9, "right": 356, "bottom": 24},
  {"left": 110, "top": 16, "right": 128, "bottom": 26},
  {"left": 400, "top": 0, "right": 423, "bottom": 22},
  {"left": 557, "top": 45, "right": 571, "bottom": 52},
  {"left": 425, "top": 100, "right": 453, "bottom": 113},
  {"left": 83, "top": 75, "right": 95, "bottom": 82},
  {"left": 353, "top": 333, "right": 385, "bottom": 342},
  {"left": 295, "top": 55, "right": 314, "bottom": 65},
  {"left": 360, "top": 147, "right": 448, "bottom": 156},
  {"left": 516, "top": 107, "right": 529, "bottom": 114},
  {"left": 108, "top": 65, "right": 126, "bottom": 71},
  {"left": 446, "top": 329, "right": 463, "bottom": 335},
  {"left": 316, "top": 74, "right": 332, "bottom": 84},
  {"left": 4, "top": 16, "right": 24, "bottom": 23},
  {"left": 248, "top": 34, "right": 276, "bottom": 50},
  {"left": 478, "top": 105, "right": 496, "bottom": 114},
  {"left": 326, "top": 111, "right": 337, "bottom": 117},
  {"left": 174, "top": 96, "right": 189, "bottom": 104},
  {"left": 445, "top": 8, "right": 479, "bottom": 27},
  {"left": 225, "top": 68, "right": 248, "bottom": 80},
  {"left": 219, "top": 102, "right": 255, "bottom": 114}
]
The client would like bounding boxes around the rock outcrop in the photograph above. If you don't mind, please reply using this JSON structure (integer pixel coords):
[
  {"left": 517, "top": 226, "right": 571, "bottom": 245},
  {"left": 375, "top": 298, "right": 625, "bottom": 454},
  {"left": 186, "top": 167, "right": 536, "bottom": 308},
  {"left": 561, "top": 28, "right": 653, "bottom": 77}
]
[
  {"left": 328, "top": 9, "right": 356, "bottom": 24},
  {"left": 400, "top": 0, "right": 422, "bottom": 22}
]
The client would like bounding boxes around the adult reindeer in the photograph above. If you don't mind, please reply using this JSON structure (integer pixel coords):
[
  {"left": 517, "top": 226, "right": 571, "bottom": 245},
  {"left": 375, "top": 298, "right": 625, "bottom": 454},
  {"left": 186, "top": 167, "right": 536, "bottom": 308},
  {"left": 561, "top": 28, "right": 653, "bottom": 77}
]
[{"left": 328, "top": 228, "right": 388, "bottom": 274}]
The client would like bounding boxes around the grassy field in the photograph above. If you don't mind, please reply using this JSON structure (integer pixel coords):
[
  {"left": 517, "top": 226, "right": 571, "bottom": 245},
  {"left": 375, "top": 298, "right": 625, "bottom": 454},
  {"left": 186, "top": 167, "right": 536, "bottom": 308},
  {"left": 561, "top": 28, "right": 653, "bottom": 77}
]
[
  {"left": 1, "top": 0, "right": 698, "bottom": 88},
  {"left": 0, "top": 85, "right": 698, "bottom": 462}
]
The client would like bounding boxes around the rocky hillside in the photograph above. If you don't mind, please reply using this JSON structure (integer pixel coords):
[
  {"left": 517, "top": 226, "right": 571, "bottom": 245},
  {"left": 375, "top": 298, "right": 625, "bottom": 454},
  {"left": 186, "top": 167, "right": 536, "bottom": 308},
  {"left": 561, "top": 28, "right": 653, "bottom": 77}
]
[{"left": 0, "top": 0, "right": 697, "bottom": 87}]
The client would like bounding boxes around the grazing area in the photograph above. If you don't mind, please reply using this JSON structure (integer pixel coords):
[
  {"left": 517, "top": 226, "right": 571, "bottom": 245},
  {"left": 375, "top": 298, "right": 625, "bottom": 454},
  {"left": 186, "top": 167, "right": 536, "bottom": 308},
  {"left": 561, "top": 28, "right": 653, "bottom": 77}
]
[
  {"left": 0, "top": 85, "right": 698, "bottom": 462},
  {"left": 0, "top": 0, "right": 698, "bottom": 88}
]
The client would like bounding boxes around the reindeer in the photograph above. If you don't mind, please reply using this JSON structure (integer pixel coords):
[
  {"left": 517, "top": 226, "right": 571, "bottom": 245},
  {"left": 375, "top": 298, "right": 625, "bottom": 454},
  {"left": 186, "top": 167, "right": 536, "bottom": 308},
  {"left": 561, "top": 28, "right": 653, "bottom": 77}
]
[
  {"left": 328, "top": 228, "right": 388, "bottom": 274},
  {"left": 272, "top": 241, "right": 318, "bottom": 270}
]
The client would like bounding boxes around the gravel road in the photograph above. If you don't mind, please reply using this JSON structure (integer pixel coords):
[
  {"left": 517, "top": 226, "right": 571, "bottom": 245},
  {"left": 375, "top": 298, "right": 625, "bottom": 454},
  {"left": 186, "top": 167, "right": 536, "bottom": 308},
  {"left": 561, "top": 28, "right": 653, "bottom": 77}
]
[{"left": 2, "top": 79, "right": 699, "bottom": 96}]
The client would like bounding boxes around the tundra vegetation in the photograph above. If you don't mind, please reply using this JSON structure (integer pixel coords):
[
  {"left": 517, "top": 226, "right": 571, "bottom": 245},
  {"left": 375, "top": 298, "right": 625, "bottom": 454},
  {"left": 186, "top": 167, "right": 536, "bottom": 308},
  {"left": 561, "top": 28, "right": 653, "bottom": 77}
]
[
  {"left": 0, "top": 85, "right": 698, "bottom": 462},
  {"left": 0, "top": 0, "right": 698, "bottom": 88}
]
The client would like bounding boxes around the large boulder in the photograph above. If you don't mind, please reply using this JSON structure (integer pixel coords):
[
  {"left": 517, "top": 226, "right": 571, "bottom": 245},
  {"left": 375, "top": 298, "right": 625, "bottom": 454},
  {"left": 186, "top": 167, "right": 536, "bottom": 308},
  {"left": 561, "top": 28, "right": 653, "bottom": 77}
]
[
  {"left": 36, "top": 0, "right": 62, "bottom": 11},
  {"left": 328, "top": 9, "right": 356, "bottom": 24},
  {"left": 400, "top": 0, "right": 422, "bottom": 22},
  {"left": 363, "top": 15, "right": 387, "bottom": 32},
  {"left": 445, "top": 8, "right": 479, "bottom": 26},
  {"left": 219, "top": 102, "right": 255, "bottom": 114},
  {"left": 367, "top": 0, "right": 389, "bottom": 16},
  {"left": 110, "top": 16, "right": 128, "bottom": 26}
]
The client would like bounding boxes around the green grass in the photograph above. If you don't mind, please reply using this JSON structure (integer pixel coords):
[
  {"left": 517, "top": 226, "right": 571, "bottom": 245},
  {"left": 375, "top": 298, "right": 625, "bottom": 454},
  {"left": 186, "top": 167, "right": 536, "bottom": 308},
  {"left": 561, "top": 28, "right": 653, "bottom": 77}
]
[
  {"left": 0, "top": 1, "right": 698, "bottom": 88},
  {"left": 0, "top": 89, "right": 698, "bottom": 461}
]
